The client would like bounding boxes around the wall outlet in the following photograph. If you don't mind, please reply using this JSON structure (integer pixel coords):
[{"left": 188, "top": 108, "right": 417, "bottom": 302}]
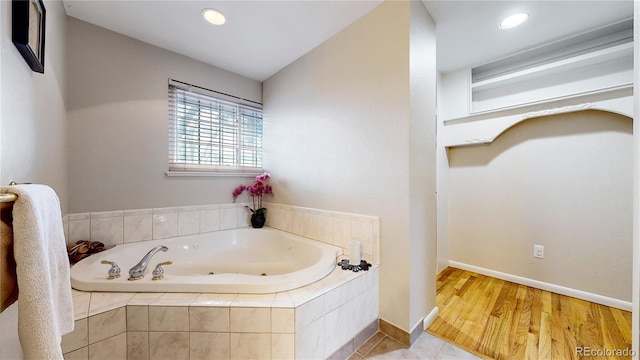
[{"left": 533, "top": 244, "right": 544, "bottom": 259}]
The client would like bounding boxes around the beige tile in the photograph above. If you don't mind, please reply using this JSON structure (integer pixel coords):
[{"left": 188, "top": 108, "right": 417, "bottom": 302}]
[
  {"left": 271, "top": 308, "right": 294, "bottom": 333},
  {"left": 291, "top": 211, "right": 305, "bottom": 235},
  {"left": 128, "top": 293, "right": 163, "bottom": 306},
  {"left": 271, "top": 292, "right": 294, "bottom": 308},
  {"left": 271, "top": 333, "right": 295, "bottom": 360},
  {"left": 189, "top": 307, "right": 229, "bottom": 332},
  {"left": 316, "top": 215, "right": 334, "bottom": 244},
  {"left": 230, "top": 307, "right": 270, "bottom": 333},
  {"left": 314, "top": 272, "right": 348, "bottom": 294},
  {"left": 230, "top": 333, "right": 270, "bottom": 360},
  {"left": 148, "top": 332, "right": 189, "bottom": 360},
  {"left": 191, "top": 293, "right": 237, "bottom": 307},
  {"left": 324, "top": 282, "right": 349, "bottom": 314},
  {"left": 127, "top": 331, "right": 149, "bottom": 360},
  {"left": 159, "top": 293, "right": 200, "bottom": 300},
  {"left": 64, "top": 346, "right": 88, "bottom": 360},
  {"left": 149, "top": 293, "right": 195, "bottom": 306},
  {"left": 288, "top": 284, "right": 321, "bottom": 307},
  {"left": 231, "top": 293, "right": 275, "bottom": 307},
  {"left": 190, "top": 332, "right": 230, "bottom": 360},
  {"left": 332, "top": 217, "right": 351, "bottom": 249},
  {"left": 351, "top": 220, "right": 373, "bottom": 259},
  {"left": 303, "top": 213, "right": 319, "bottom": 240},
  {"left": 365, "top": 267, "right": 379, "bottom": 291},
  {"left": 295, "top": 317, "right": 324, "bottom": 360},
  {"left": 88, "top": 332, "right": 127, "bottom": 360},
  {"left": 72, "top": 291, "right": 91, "bottom": 320},
  {"left": 148, "top": 306, "right": 189, "bottom": 331},
  {"left": 88, "top": 292, "right": 134, "bottom": 316},
  {"left": 324, "top": 303, "right": 351, "bottom": 357},
  {"left": 149, "top": 298, "right": 196, "bottom": 306},
  {"left": 127, "top": 305, "right": 148, "bottom": 331},
  {"left": 62, "top": 318, "right": 88, "bottom": 354},
  {"left": 347, "top": 295, "right": 372, "bottom": 336},
  {"left": 88, "top": 307, "right": 126, "bottom": 344},
  {"left": 348, "top": 272, "right": 368, "bottom": 298},
  {"left": 132, "top": 292, "right": 164, "bottom": 300},
  {"left": 295, "top": 294, "right": 325, "bottom": 330}
]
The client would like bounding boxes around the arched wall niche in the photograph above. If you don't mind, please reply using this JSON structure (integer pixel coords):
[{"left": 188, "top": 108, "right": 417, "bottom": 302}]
[
  {"left": 488, "top": 108, "right": 633, "bottom": 149},
  {"left": 441, "top": 86, "right": 633, "bottom": 148},
  {"left": 446, "top": 108, "right": 633, "bottom": 308}
]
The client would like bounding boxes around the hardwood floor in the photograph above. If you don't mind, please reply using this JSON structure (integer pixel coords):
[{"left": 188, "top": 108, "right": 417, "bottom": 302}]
[{"left": 427, "top": 267, "right": 633, "bottom": 360}]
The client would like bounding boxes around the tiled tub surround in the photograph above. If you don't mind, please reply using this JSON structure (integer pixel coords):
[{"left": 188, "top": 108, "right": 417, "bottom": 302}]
[
  {"left": 63, "top": 203, "right": 380, "bottom": 265},
  {"left": 62, "top": 264, "right": 379, "bottom": 360},
  {"left": 62, "top": 203, "right": 380, "bottom": 358}
]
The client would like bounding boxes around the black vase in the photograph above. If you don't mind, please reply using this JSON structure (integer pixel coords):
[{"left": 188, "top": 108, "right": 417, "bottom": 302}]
[{"left": 251, "top": 212, "right": 266, "bottom": 228}]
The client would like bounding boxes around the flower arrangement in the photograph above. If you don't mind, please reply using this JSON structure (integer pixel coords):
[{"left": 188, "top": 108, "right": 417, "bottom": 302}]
[{"left": 232, "top": 172, "right": 274, "bottom": 215}]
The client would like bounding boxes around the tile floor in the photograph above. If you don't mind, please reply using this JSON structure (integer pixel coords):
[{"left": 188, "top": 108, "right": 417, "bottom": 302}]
[{"left": 348, "top": 331, "right": 482, "bottom": 360}]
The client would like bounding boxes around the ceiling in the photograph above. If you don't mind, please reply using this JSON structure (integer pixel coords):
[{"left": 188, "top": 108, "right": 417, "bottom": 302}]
[
  {"left": 63, "top": 1, "right": 634, "bottom": 81},
  {"left": 422, "top": 0, "right": 634, "bottom": 73}
]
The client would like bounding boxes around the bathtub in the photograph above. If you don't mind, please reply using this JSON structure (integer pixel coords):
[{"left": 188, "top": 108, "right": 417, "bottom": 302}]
[{"left": 70, "top": 228, "right": 343, "bottom": 293}]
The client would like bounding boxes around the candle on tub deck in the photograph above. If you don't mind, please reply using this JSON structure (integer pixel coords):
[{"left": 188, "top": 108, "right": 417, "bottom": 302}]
[{"left": 349, "top": 241, "right": 361, "bottom": 265}]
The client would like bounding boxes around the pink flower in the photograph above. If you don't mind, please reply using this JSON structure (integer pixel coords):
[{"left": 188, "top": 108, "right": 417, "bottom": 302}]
[
  {"left": 256, "top": 172, "right": 271, "bottom": 182},
  {"left": 232, "top": 185, "right": 247, "bottom": 201},
  {"left": 232, "top": 173, "right": 274, "bottom": 210}
]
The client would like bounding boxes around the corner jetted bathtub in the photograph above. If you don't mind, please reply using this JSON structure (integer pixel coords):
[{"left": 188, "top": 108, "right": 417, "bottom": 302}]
[{"left": 71, "top": 228, "right": 342, "bottom": 293}]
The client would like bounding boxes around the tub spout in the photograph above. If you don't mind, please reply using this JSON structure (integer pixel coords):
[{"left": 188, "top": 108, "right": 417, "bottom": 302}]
[{"left": 128, "top": 245, "right": 168, "bottom": 280}]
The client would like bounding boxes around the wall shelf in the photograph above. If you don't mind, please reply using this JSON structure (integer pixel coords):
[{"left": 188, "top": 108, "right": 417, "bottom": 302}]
[{"left": 442, "top": 85, "right": 633, "bottom": 148}]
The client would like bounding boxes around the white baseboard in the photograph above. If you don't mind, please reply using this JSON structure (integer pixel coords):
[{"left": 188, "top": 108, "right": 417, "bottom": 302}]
[
  {"left": 423, "top": 306, "right": 439, "bottom": 330},
  {"left": 449, "top": 261, "right": 632, "bottom": 312}
]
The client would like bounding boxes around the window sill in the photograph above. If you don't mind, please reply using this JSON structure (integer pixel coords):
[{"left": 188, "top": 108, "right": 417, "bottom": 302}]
[{"left": 165, "top": 170, "right": 265, "bottom": 178}]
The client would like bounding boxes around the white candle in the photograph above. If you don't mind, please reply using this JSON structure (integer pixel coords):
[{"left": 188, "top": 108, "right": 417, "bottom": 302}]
[{"left": 349, "top": 241, "right": 361, "bottom": 266}]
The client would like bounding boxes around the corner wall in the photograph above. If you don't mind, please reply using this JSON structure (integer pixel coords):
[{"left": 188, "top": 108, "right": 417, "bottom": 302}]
[
  {"left": 66, "top": 18, "right": 262, "bottom": 213},
  {"left": 263, "top": 1, "right": 437, "bottom": 334},
  {"left": 408, "top": 0, "right": 437, "bottom": 332},
  {"left": 449, "top": 110, "right": 633, "bottom": 303}
]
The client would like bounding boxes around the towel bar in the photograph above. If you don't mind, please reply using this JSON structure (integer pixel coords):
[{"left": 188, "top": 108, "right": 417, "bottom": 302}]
[{"left": 0, "top": 182, "right": 18, "bottom": 204}]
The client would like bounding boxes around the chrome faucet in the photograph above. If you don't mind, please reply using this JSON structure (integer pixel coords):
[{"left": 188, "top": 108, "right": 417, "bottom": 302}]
[{"left": 128, "top": 245, "right": 168, "bottom": 280}]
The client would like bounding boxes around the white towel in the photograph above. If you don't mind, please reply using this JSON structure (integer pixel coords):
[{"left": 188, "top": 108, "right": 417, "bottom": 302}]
[{"left": 4, "top": 184, "right": 74, "bottom": 360}]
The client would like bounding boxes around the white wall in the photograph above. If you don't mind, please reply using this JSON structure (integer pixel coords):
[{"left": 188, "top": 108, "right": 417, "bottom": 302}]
[
  {"left": 263, "top": 1, "right": 437, "bottom": 333},
  {"left": 66, "top": 18, "right": 262, "bottom": 213},
  {"left": 1, "top": 0, "right": 68, "bottom": 209},
  {"left": 408, "top": 0, "right": 437, "bottom": 331},
  {"left": 1, "top": 0, "right": 68, "bottom": 357},
  {"left": 449, "top": 110, "right": 633, "bottom": 302}
]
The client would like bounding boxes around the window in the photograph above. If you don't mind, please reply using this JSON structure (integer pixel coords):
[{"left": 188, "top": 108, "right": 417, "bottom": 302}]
[{"left": 168, "top": 79, "right": 263, "bottom": 175}]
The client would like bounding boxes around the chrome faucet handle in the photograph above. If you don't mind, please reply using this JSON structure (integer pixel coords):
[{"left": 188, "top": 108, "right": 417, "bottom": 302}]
[
  {"left": 100, "top": 260, "right": 121, "bottom": 280},
  {"left": 128, "top": 245, "right": 168, "bottom": 280},
  {"left": 152, "top": 261, "right": 172, "bottom": 281}
]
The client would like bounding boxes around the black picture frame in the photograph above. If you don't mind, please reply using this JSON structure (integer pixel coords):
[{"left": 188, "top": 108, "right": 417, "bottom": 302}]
[{"left": 12, "top": 0, "right": 46, "bottom": 73}]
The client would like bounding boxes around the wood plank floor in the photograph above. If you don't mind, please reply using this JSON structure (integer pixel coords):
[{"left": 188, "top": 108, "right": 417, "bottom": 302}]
[{"left": 427, "top": 267, "right": 633, "bottom": 360}]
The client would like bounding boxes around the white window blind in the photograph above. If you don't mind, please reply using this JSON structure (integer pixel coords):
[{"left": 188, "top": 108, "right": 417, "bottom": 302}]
[{"left": 168, "top": 80, "right": 263, "bottom": 174}]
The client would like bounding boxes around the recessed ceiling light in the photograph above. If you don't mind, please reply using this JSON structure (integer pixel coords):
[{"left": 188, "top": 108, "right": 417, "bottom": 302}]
[
  {"left": 202, "top": 8, "right": 226, "bottom": 26},
  {"left": 499, "top": 13, "right": 528, "bottom": 29}
]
